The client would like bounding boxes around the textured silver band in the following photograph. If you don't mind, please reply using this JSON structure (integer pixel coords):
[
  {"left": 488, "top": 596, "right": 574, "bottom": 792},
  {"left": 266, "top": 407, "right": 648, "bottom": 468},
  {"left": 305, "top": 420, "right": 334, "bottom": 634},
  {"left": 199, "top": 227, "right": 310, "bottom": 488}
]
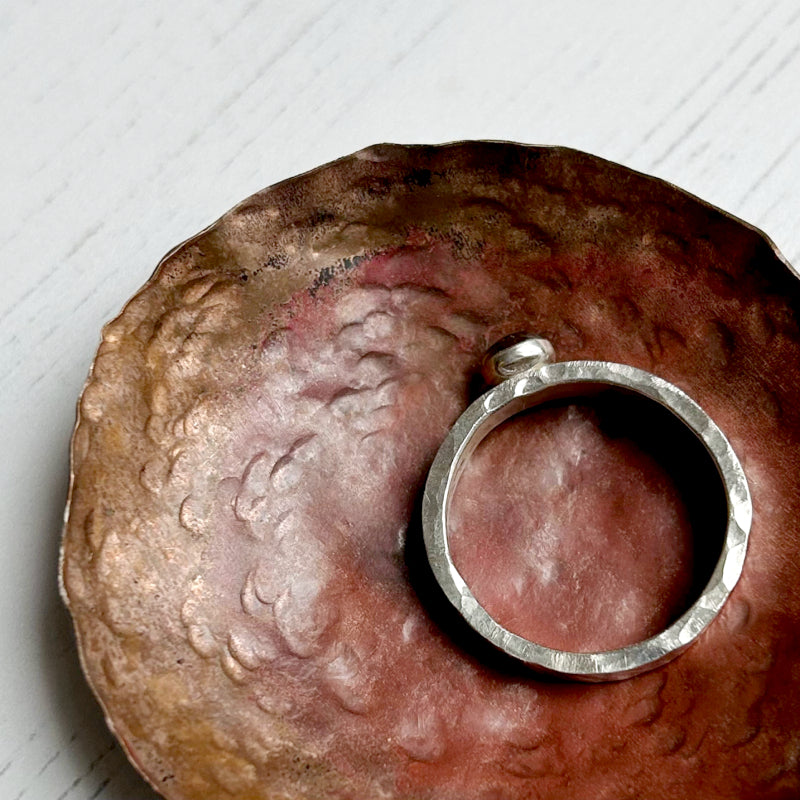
[{"left": 422, "top": 336, "right": 752, "bottom": 681}]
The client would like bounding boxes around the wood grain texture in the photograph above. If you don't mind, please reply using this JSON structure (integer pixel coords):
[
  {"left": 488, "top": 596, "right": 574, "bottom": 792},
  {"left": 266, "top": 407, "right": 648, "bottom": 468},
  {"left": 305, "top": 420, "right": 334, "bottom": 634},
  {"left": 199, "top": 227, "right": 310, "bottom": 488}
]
[{"left": 1, "top": 1, "right": 799, "bottom": 798}]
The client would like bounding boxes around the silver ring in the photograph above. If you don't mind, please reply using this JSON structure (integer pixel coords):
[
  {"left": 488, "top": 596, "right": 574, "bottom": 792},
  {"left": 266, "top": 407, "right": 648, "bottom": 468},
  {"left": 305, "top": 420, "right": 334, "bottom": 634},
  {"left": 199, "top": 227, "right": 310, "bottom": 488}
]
[{"left": 422, "top": 334, "right": 752, "bottom": 681}]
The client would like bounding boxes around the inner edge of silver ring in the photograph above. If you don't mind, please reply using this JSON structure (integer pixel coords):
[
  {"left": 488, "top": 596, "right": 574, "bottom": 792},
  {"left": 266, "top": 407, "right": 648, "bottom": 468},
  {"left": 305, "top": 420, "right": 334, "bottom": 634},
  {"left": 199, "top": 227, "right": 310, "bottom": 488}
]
[{"left": 422, "top": 360, "right": 752, "bottom": 681}]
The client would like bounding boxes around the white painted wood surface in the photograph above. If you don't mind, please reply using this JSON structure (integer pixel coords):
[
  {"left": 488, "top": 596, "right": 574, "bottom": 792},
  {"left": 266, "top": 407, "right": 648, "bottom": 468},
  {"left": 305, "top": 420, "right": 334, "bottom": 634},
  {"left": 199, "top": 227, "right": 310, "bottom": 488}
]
[{"left": 1, "top": 1, "right": 799, "bottom": 797}]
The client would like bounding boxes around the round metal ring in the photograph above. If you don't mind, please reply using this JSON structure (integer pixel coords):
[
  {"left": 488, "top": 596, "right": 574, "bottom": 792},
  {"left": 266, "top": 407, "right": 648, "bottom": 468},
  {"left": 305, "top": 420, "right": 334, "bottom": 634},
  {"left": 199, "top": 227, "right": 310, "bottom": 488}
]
[{"left": 422, "top": 335, "right": 752, "bottom": 681}]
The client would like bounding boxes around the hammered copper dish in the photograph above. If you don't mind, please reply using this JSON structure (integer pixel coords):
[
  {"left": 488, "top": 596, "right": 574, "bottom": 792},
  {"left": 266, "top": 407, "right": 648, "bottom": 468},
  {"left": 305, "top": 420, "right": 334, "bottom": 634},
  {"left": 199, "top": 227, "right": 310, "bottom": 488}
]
[{"left": 61, "top": 142, "right": 800, "bottom": 799}]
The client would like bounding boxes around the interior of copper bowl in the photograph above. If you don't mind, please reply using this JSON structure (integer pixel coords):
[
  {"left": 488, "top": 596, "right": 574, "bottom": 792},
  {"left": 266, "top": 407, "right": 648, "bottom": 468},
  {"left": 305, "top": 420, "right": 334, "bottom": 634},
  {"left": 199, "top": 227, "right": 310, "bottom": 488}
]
[{"left": 61, "top": 143, "right": 800, "bottom": 800}]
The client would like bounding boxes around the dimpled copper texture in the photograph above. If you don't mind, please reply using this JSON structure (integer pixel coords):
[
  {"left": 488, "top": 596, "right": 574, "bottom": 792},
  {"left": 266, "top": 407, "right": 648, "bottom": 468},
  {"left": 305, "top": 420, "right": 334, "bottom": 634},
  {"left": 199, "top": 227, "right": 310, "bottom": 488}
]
[{"left": 61, "top": 143, "right": 800, "bottom": 800}]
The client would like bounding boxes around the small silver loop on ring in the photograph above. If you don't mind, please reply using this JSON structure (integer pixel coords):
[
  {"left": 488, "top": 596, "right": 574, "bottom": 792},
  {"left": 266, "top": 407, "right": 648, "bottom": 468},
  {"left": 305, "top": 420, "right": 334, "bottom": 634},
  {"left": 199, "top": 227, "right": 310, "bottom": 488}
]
[{"left": 481, "top": 333, "right": 555, "bottom": 385}]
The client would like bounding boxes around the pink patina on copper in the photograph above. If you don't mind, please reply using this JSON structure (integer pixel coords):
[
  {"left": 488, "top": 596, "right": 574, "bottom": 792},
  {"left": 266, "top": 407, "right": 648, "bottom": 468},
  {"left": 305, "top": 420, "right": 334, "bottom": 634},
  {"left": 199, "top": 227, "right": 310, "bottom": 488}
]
[{"left": 61, "top": 143, "right": 800, "bottom": 800}]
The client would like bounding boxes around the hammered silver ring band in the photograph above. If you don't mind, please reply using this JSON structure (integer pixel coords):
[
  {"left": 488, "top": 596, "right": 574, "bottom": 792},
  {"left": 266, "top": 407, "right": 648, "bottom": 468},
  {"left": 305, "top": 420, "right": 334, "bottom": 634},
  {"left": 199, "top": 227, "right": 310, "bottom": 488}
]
[{"left": 422, "top": 334, "right": 752, "bottom": 682}]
